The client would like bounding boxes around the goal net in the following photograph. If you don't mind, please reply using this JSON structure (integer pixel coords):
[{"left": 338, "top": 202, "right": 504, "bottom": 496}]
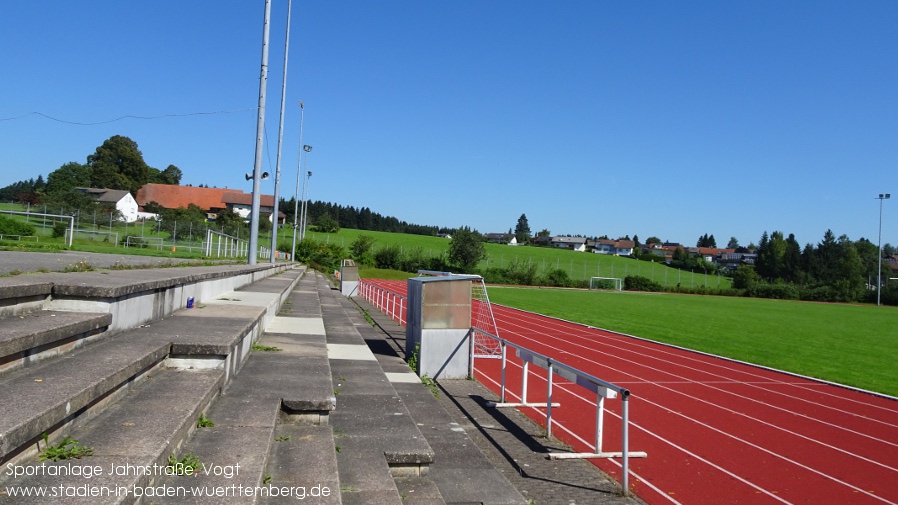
[{"left": 590, "top": 276, "right": 623, "bottom": 291}]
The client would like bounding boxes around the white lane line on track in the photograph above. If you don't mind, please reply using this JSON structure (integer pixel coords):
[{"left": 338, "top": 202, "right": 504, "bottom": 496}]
[
  {"left": 495, "top": 304, "right": 898, "bottom": 419},
  {"left": 476, "top": 361, "right": 790, "bottom": 505},
  {"left": 495, "top": 320, "right": 898, "bottom": 479},
  {"left": 483, "top": 356, "right": 898, "bottom": 505},
  {"left": 494, "top": 312, "right": 898, "bottom": 446}
]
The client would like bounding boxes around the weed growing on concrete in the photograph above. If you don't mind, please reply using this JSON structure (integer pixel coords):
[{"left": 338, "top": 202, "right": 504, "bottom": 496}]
[
  {"left": 335, "top": 446, "right": 341, "bottom": 453},
  {"left": 263, "top": 474, "right": 272, "bottom": 485},
  {"left": 167, "top": 453, "right": 201, "bottom": 475},
  {"left": 64, "top": 260, "right": 94, "bottom": 273},
  {"left": 217, "top": 297, "right": 241, "bottom": 301},
  {"left": 252, "top": 343, "right": 282, "bottom": 352},
  {"left": 7, "top": 269, "right": 22, "bottom": 276},
  {"left": 420, "top": 374, "right": 440, "bottom": 398},
  {"left": 274, "top": 435, "right": 292, "bottom": 442},
  {"left": 407, "top": 343, "right": 420, "bottom": 373},
  {"left": 196, "top": 413, "right": 215, "bottom": 428},
  {"left": 39, "top": 433, "right": 93, "bottom": 461}
]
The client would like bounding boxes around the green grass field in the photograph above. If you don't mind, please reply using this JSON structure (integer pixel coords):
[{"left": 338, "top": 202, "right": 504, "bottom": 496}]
[
  {"left": 307, "top": 228, "right": 729, "bottom": 288},
  {"left": 486, "top": 287, "right": 898, "bottom": 397}
]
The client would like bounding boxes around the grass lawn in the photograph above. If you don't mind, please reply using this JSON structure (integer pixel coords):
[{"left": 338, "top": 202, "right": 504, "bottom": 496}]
[
  {"left": 307, "top": 228, "right": 729, "bottom": 288},
  {"left": 487, "top": 287, "right": 898, "bottom": 397}
]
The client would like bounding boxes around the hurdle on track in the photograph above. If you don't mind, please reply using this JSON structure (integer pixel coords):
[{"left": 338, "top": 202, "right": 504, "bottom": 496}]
[{"left": 471, "top": 327, "right": 646, "bottom": 495}]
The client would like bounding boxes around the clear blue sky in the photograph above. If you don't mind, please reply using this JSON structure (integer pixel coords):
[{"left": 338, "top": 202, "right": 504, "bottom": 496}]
[{"left": 2, "top": 1, "right": 896, "bottom": 248}]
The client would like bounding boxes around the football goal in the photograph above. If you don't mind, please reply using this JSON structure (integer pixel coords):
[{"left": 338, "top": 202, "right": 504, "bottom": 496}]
[{"left": 590, "top": 276, "right": 623, "bottom": 291}]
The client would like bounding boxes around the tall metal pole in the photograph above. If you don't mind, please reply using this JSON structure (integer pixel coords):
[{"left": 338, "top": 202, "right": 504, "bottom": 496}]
[
  {"left": 291, "top": 102, "right": 305, "bottom": 262},
  {"left": 300, "top": 170, "right": 312, "bottom": 241},
  {"left": 248, "top": 0, "right": 272, "bottom": 265},
  {"left": 270, "top": 0, "right": 293, "bottom": 263},
  {"left": 877, "top": 193, "right": 890, "bottom": 306}
]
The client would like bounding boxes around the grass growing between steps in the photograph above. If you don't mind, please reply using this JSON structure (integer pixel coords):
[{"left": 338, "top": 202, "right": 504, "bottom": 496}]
[{"left": 39, "top": 433, "right": 93, "bottom": 461}]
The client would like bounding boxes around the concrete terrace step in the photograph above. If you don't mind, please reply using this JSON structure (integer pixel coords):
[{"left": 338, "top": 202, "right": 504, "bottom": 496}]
[
  {"left": 0, "top": 368, "right": 224, "bottom": 505},
  {"left": 151, "top": 276, "right": 338, "bottom": 504},
  {"left": 346, "top": 298, "right": 527, "bottom": 505},
  {"left": 314, "top": 273, "right": 435, "bottom": 505},
  {"left": 0, "top": 267, "right": 303, "bottom": 469},
  {"left": 0, "top": 329, "right": 172, "bottom": 466},
  {"left": 0, "top": 310, "right": 112, "bottom": 377}
]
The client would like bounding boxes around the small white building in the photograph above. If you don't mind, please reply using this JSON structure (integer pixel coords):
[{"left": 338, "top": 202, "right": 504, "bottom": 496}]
[{"left": 76, "top": 188, "right": 140, "bottom": 223}]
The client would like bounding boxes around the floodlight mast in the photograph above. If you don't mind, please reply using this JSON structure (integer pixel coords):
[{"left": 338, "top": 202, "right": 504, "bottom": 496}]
[
  {"left": 247, "top": 0, "right": 272, "bottom": 265},
  {"left": 290, "top": 102, "right": 305, "bottom": 262},
  {"left": 270, "top": 0, "right": 294, "bottom": 263},
  {"left": 877, "top": 193, "right": 890, "bottom": 306}
]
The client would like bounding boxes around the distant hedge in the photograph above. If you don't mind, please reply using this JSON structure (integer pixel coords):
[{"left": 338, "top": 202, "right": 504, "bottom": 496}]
[{"left": 0, "top": 215, "right": 36, "bottom": 237}]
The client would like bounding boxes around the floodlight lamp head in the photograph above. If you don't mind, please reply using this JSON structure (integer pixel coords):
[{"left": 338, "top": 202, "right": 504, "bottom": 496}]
[
  {"left": 303, "top": 145, "right": 312, "bottom": 152},
  {"left": 308, "top": 171, "right": 312, "bottom": 177},
  {"left": 245, "top": 173, "right": 252, "bottom": 181},
  {"left": 261, "top": 172, "right": 269, "bottom": 180},
  {"left": 887, "top": 194, "right": 892, "bottom": 199}
]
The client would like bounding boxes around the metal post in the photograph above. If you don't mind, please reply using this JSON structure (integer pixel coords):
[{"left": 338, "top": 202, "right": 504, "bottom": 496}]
[
  {"left": 247, "top": 0, "right": 272, "bottom": 265},
  {"left": 546, "top": 364, "right": 554, "bottom": 438},
  {"left": 877, "top": 194, "right": 890, "bottom": 306},
  {"left": 270, "top": 0, "right": 293, "bottom": 263},
  {"left": 622, "top": 394, "right": 631, "bottom": 497},
  {"left": 500, "top": 341, "right": 507, "bottom": 402},
  {"left": 291, "top": 103, "right": 305, "bottom": 262}
]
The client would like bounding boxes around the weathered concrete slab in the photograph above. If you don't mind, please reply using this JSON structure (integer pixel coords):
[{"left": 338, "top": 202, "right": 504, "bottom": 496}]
[
  {"left": 0, "top": 332, "right": 171, "bottom": 463},
  {"left": 0, "top": 368, "right": 223, "bottom": 504},
  {"left": 265, "top": 316, "right": 325, "bottom": 335},
  {"left": 327, "top": 344, "right": 377, "bottom": 361},
  {"left": 0, "top": 311, "right": 111, "bottom": 368},
  {"left": 262, "top": 425, "right": 341, "bottom": 505}
]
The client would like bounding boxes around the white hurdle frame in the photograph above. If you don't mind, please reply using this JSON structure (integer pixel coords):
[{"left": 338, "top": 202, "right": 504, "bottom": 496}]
[{"left": 472, "top": 328, "right": 646, "bottom": 496}]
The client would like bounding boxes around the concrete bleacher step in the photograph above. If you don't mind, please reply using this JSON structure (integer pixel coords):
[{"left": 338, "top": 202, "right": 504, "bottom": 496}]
[
  {"left": 0, "top": 328, "right": 172, "bottom": 466},
  {"left": 347, "top": 295, "right": 528, "bottom": 505},
  {"left": 262, "top": 424, "right": 341, "bottom": 505},
  {"left": 0, "top": 266, "right": 302, "bottom": 472},
  {"left": 150, "top": 274, "right": 338, "bottom": 503},
  {"left": 0, "top": 367, "right": 224, "bottom": 505},
  {"left": 313, "top": 273, "right": 436, "bottom": 505},
  {"left": 0, "top": 310, "right": 112, "bottom": 378}
]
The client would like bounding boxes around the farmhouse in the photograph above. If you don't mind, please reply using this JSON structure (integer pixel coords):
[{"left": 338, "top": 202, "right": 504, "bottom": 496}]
[
  {"left": 549, "top": 236, "right": 588, "bottom": 251},
  {"left": 75, "top": 188, "right": 139, "bottom": 223},
  {"left": 135, "top": 183, "right": 285, "bottom": 224},
  {"left": 484, "top": 233, "right": 517, "bottom": 245},
  {"left": 590, "top": 239, "right": 635, "bottom": 256}
]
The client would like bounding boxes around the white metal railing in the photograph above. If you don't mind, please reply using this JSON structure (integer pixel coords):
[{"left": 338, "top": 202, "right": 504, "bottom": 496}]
[
  {"left": 0, "top": 234, "right": 39, "bottom": 242},
  {"left": 470, "top": 327, "right": 646, "bottom": 497},
  {"left": 358, "top": 279, "right": 407, "bottom": 326}
]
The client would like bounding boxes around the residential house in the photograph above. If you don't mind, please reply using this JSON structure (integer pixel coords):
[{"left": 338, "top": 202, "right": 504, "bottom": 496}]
[
  {"left": 75, "top": 188, "right": 139, "bottom": 223},
  {"left": 590, "top": 239, "right": 635, "bottom": 256},
  {"left": 549, "top": 236, "right": 588, "bottom": 252},
  {"left": 484, "top": 233, "right": 517, "bottom": 245}
]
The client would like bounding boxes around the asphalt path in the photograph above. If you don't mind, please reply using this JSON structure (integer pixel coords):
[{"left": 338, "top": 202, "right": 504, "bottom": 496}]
[{"left": 0, "top": 250, "right": 217, "bottom": 275}]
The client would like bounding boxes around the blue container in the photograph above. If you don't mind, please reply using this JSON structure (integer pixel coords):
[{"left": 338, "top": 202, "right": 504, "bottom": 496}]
[{"left": 187, "top": 297, "right": 195, "bottom": 309}]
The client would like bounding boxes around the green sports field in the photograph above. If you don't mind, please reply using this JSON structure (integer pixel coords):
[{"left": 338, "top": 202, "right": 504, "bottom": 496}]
[{"left": 486, "top": 287, "right": 898, "bottom": 397}]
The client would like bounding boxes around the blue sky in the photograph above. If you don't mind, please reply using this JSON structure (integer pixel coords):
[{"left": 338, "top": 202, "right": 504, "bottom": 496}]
[{"left": 2, "top": 1, "right": 896, "bottom": 249}]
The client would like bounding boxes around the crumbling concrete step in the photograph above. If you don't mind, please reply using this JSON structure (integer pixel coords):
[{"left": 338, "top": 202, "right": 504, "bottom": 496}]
[
  {"left": 261, "top": 424, "right": 342, "bottom": 505},
  {"left": 0, "top": 278, "right": 53, "bottom": 317},
  {"left": 0, "top": 330, "right": 171, "bottom": 465},
  {"left": 0, "top": 311, "right": 112, "bottom": 376},
  {"left": 0, "top": 368, "right": 224, "bottom": 505}
]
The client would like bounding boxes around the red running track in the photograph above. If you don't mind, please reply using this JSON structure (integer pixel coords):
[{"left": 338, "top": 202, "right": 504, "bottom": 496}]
[{"left": 362, "top": 279, "right": 898, "bottom": 505}]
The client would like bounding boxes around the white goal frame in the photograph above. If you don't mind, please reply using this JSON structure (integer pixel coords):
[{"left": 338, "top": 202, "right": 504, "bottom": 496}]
[{"left": 590, "top": 276, "right": 623, "bottom": 291}]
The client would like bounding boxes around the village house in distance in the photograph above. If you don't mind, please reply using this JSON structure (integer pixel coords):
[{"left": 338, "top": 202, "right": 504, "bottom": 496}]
[{"left": 134, "top": 183, "right": 285, "bottom": 224}]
